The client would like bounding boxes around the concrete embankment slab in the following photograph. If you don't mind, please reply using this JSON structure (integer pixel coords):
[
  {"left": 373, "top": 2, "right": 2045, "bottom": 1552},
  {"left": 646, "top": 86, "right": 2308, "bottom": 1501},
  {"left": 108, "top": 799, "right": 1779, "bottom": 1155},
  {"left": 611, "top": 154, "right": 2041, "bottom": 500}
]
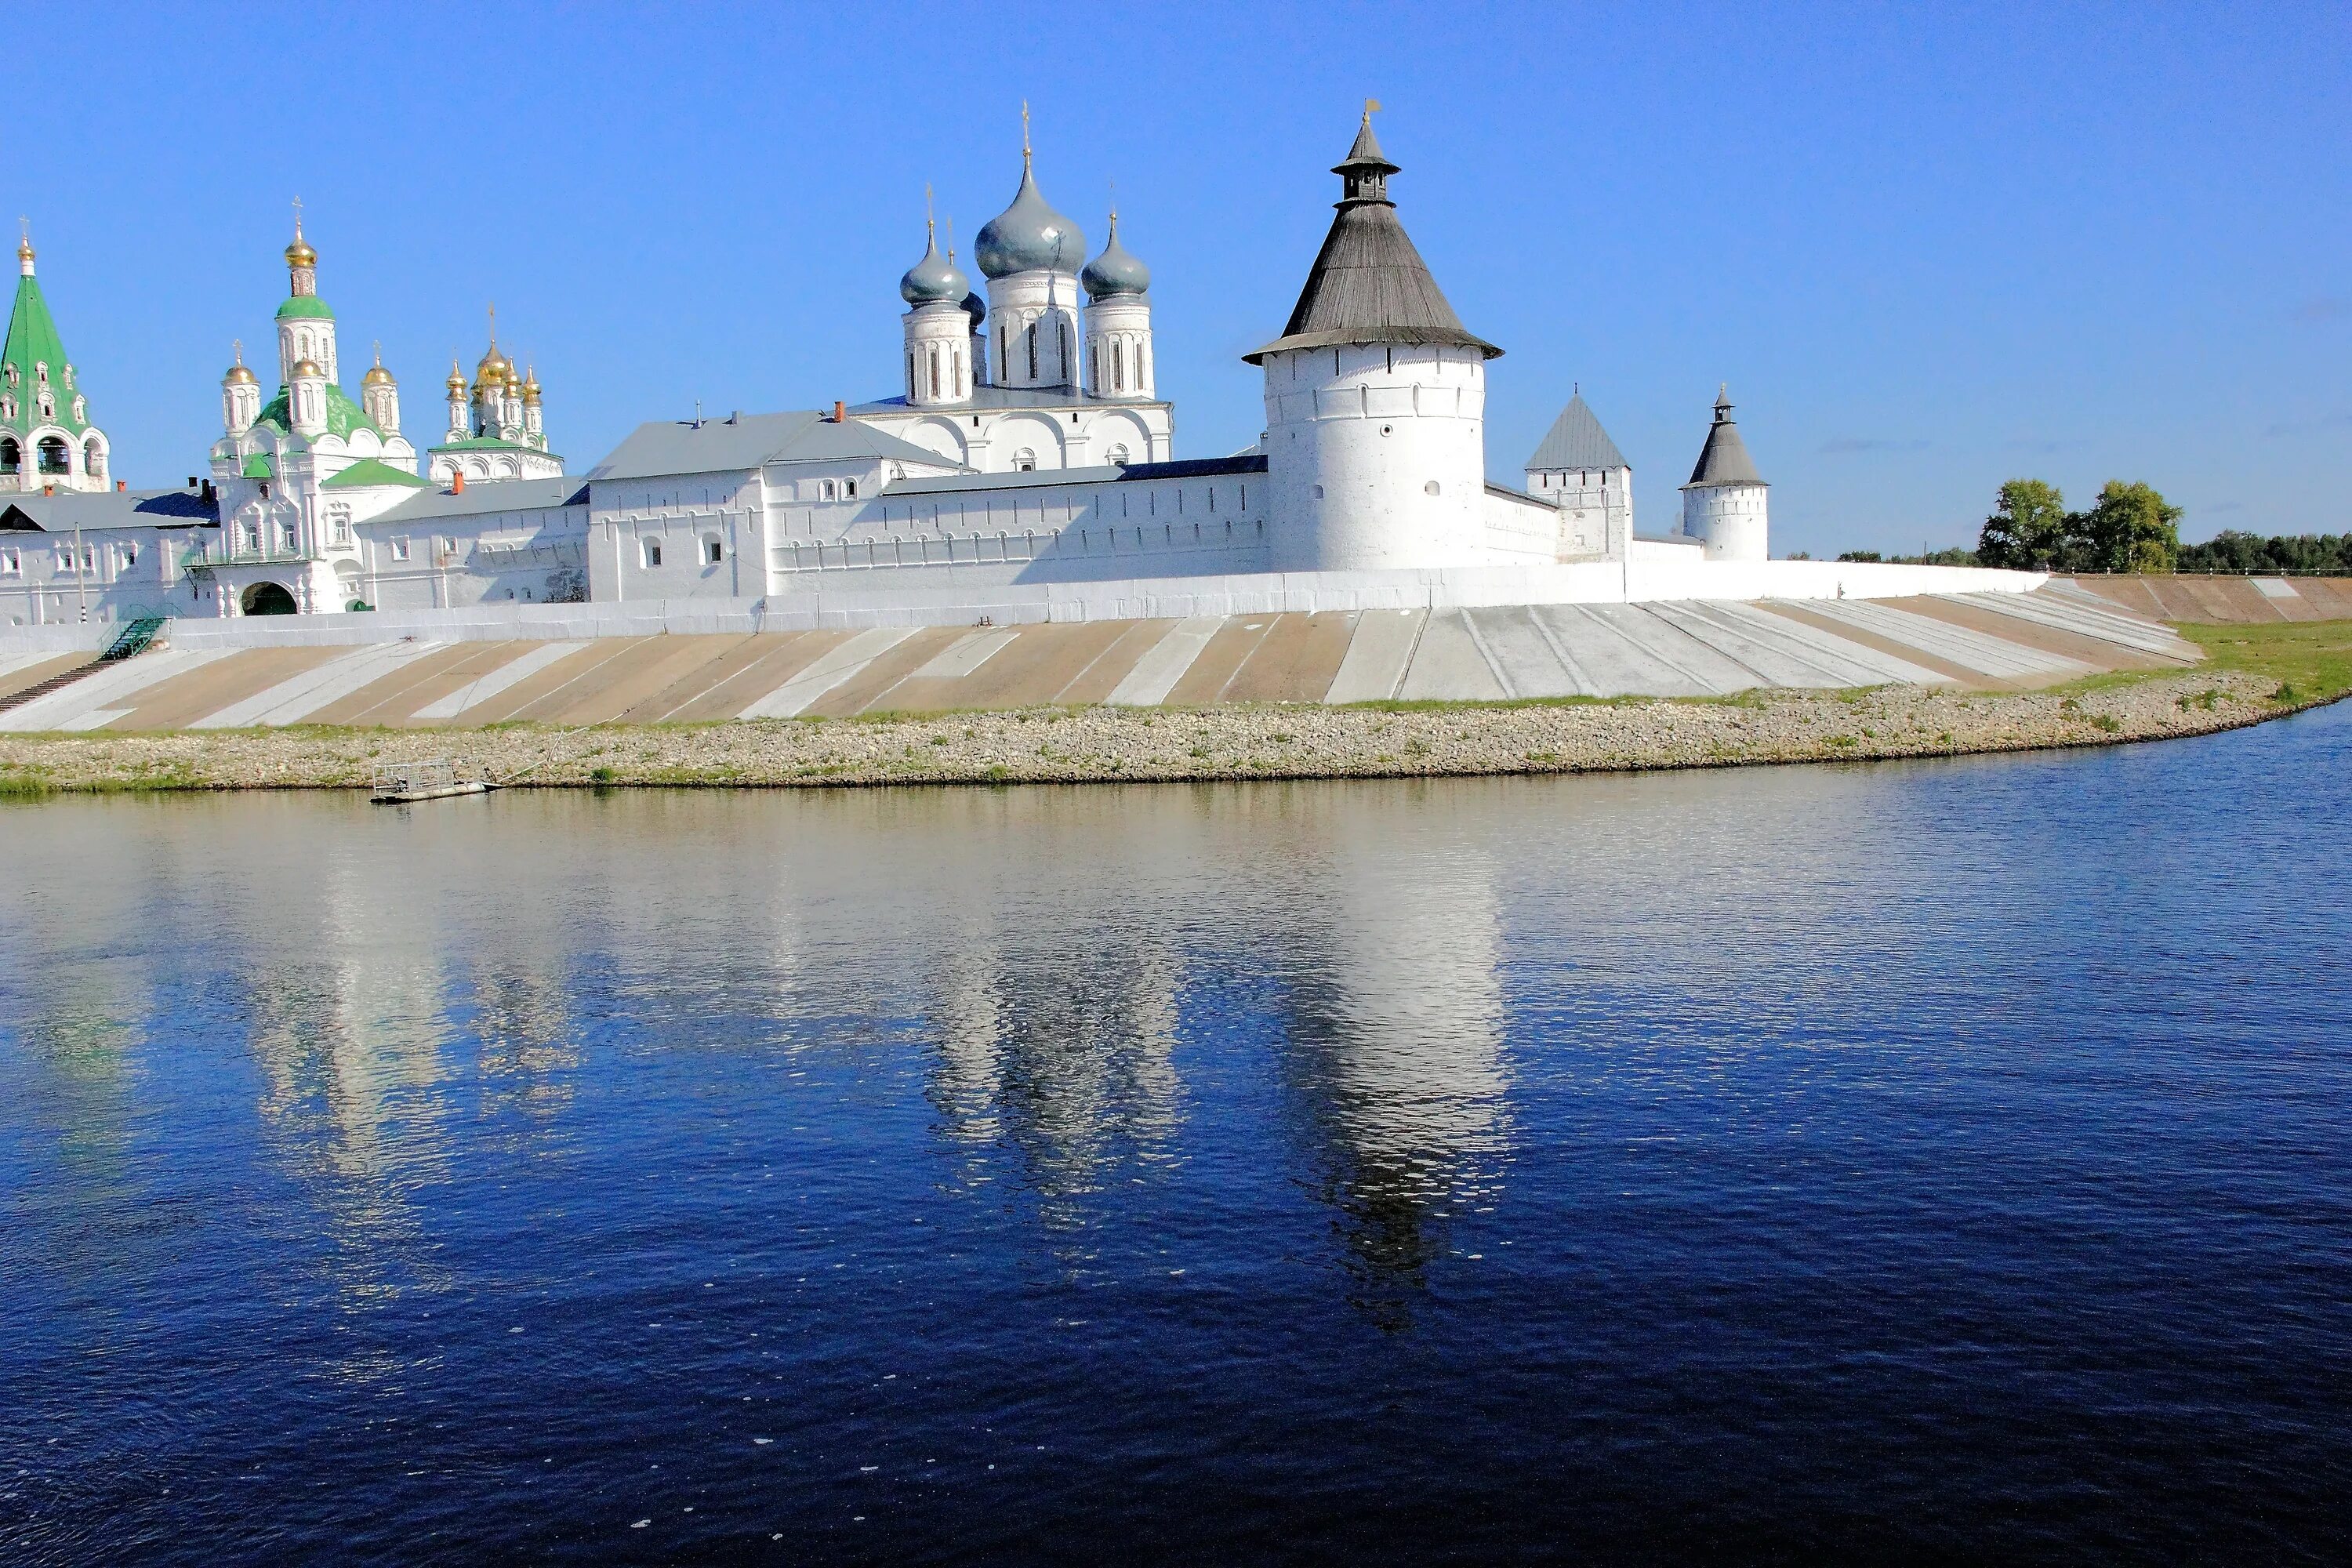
[
  {"left": 1105, "top": 619, "right": 1220, "bottom": 707},
  {"left": 407, "top": 641, "right": 583, "bottom": 722},
  {"left": 1325, "top": 609, "right": 1426, "bottom": 704},
  {"left": 737, "top": 629, "right": 911, "bottom": 718},
  {"left": 0, "top": 583, "right": 2210, "bottom": 731},
  {"left": 1396, "top": 610, "right": 1508, "bottom": 701},
  {"left": 1767, "top": 600, "right": 2092, "bottom": 685},
  {"left": 1223, "top": 612, "right": 1356, "bottom": 703}
]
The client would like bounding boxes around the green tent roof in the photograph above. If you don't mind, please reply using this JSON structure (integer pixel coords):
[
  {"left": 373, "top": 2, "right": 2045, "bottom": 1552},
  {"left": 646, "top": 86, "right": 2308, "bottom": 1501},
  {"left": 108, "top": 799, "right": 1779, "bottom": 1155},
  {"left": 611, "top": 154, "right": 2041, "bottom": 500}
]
[
  {"left": 274, "top": 295, "right": 336, "bottom": 321},
  {"left": 241, "top": 452, "right": 275, "bottom": 479},
  {"left": 322, "top": 456, "right": 426, "bottom": 488},
  {"left": 2, "top": 270, "right": 89, "bottom": 437}
]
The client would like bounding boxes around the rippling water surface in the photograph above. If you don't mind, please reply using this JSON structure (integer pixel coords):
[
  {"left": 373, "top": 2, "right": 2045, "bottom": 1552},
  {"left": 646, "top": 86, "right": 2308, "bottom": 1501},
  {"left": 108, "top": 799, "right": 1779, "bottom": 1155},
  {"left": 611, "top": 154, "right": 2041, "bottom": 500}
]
[{"left": 5, "top": 708, "right": 2351, "bottom": 1563}]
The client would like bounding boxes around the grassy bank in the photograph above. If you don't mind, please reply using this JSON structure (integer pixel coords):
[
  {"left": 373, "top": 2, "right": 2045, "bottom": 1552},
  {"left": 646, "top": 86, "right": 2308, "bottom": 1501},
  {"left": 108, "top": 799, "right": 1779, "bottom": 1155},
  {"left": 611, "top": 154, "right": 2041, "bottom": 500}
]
[{"left": 0, "top": 620, "right": 2343, "bottom": 797}]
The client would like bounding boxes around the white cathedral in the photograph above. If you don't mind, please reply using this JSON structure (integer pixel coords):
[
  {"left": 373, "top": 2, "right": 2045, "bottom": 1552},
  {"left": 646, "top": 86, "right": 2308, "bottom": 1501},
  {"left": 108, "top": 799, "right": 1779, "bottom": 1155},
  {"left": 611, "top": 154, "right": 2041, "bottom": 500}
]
[{"left": 0, "top": 111, "right": 1779, "bottom": 630}]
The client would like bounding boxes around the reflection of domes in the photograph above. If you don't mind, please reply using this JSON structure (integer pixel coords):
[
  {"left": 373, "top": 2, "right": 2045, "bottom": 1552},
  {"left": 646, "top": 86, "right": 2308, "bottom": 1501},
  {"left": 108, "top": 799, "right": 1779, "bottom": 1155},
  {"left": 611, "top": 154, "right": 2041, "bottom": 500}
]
[
  {"left": 291, "top": 358, "right": 324, "bottom": 379},
  {"left": 900, "top": 223, "right": 970, "bottom": 306},
  {"left": 974, "top": 160, "right": 1085, "bottom": 278},
  {"left": 1080, "top": 212, "right": 1150, "bottom": 299}
]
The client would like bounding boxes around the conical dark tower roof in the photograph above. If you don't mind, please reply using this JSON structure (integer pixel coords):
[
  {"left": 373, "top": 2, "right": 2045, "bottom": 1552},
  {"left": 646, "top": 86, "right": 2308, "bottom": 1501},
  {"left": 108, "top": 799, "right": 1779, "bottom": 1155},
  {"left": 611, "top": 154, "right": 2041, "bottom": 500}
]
[
  {"left": 1682, "top": 385, "right": 1766, "bottom": 488},
  {"left": 1243, "top": 110, "right": 1500, "bottom": 365}
]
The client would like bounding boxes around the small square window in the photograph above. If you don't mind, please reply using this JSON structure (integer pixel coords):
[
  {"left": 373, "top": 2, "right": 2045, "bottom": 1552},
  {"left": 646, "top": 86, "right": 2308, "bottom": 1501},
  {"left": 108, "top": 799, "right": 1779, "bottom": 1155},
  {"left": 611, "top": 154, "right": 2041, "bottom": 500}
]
[
  {"left": 702, "top": 537, "right": 722, "bottom": 564},
  {"left": 642, "top": 539, "right": 663, "bottom": 568}
]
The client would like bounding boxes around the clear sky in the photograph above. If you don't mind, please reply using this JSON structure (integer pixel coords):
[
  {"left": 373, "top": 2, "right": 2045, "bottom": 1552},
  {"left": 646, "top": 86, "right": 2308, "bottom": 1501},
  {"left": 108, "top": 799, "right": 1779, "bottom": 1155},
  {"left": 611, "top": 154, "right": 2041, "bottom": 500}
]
[{"left": 15, "top": 2, "right": 2347, "bottom": 554}]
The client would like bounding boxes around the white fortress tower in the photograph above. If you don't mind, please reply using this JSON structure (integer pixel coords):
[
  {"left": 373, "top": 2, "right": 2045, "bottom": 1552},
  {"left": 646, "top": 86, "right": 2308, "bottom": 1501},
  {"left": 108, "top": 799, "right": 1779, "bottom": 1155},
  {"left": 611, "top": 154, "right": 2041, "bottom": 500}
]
[
  {"left": 1525, "top": 391, "right": 1632, "bottom": 558},
  {"left": 898, "top": 214, "right": 973, "bottom": 406},
  {"left": 1250, "top": 109, "right": 1501, "bottom": 572},
  {"left": 1080, "top": 212, "right": 1154, "bottom": 401},
  {"left": 1677, "top": 386, "right": 1769, "bottom": 561},
  {"left": 973, "top": 125, "right": 1086, "bottom": 394}
]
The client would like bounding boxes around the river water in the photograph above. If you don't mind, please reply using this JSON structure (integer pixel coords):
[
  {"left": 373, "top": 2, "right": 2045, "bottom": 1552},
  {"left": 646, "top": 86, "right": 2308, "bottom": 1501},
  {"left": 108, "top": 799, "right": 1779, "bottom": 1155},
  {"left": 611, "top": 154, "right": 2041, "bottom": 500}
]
[{"left": 5, "top": 707, "right": 2350, "bottom": 1564}]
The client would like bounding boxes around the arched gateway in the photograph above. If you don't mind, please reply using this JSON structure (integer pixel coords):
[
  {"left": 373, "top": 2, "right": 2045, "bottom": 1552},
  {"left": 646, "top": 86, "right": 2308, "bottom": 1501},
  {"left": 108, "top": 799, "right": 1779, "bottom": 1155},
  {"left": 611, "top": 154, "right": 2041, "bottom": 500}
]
[{"left": 241, "top": 581, "right": 297, "bottom": 615}]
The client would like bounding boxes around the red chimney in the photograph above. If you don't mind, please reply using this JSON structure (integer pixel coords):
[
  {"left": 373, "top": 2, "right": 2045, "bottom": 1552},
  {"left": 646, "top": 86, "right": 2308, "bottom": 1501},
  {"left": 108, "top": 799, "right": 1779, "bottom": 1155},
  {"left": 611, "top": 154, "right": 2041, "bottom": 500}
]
[
  {"left": 452, "top": 470, "right": 466, "bottom": 495},
  {"left": 833, "top": 400, "right": 846, "bottom": 423}
]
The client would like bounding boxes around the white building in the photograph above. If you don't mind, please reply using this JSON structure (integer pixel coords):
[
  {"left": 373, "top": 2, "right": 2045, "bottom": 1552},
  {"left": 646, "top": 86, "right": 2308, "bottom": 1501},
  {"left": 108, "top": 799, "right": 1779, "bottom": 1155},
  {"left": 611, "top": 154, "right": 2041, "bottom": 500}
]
[
  {"left": 2, "top": 112, "right": 1823, "bottom": 635},
  {"left": 849, "top": 136, "right": 1174, "bottom": 474},
  {"left": 1525, "top": 393, "right": 1632, "bottom": 559}
]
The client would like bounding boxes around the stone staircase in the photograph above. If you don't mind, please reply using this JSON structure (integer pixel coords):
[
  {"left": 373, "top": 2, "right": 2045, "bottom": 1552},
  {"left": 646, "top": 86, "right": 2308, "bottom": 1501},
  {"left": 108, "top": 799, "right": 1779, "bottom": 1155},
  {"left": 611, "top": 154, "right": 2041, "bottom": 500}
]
[{"left": 0, "top": 617, "right": 170, "bottom": 717}]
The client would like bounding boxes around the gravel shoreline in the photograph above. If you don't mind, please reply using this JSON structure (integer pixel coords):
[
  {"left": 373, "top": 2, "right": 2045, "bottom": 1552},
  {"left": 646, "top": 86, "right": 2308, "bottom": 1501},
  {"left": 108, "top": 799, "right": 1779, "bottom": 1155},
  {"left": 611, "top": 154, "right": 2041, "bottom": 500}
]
[{"left": 0, "top": 670, "right": 2313, "bottom": 794}]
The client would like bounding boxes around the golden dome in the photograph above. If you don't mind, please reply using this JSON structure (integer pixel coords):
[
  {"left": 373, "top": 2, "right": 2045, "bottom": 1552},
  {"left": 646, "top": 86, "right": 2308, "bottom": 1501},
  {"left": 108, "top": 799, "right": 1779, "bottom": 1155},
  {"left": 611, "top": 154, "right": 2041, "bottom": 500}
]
[
  {"left": 521, "top": 364, "right": 543, "bottom": 403},
  {"left": 285, "top": 232, "right": 317, "bottom": 268},
  {"left": 291, "top": 358, "right": 324, "bottom": 379},
  {"left": 474, "top": 342, "right": 512, "bottom": 383},
  {"left": 445, "top": 358, "right": 467, "bottom": 392},
  {"left": 223, "top": 362, "right": 258, "bottom": 387},
  {"left": 362, "top": 363, "right": 395, "bottom": 388}
]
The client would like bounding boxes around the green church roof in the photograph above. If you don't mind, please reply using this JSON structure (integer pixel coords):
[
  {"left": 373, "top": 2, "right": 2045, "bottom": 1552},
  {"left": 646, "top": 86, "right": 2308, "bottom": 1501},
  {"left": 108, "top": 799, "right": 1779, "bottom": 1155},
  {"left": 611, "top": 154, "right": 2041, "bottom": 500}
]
[
  {"left": 322, "top": 457, "right": 426, "bottom": 488},
  {"left": 3, "top": 267, "right": 89, "bottom": 437},
  {"left": 241, "top": 452, "right": 275, "bottom": 479},
  {"left": 251, "top": 382, "right": 383, "bottom": 441},
  {"left": 274, "top": 295, "right": 336, "bottom": 321}
]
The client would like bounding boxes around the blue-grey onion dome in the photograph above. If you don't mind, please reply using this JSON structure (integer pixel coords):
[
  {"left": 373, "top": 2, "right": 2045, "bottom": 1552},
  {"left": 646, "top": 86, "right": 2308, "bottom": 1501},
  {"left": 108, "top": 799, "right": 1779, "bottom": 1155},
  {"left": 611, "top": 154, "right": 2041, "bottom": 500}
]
[
  {"left": 963, "top": 289, "right": 988, "bottom": 328},
  {"left": 898, "top": 225, "right": 968, "bottom": 307},
  {"left": 1080, "top": 212, "right": 1150, "bottom": 299},
  {"left": 974, "top": 161, "right": 1086, "bottom": 278}
]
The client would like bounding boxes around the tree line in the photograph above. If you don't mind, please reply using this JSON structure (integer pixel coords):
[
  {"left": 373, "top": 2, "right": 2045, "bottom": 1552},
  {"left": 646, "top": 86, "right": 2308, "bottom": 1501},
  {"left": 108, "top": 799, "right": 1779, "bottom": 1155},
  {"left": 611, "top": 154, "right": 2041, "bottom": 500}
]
[{"left": 1974, "top": 480, "right": 2183, "bottom": 572}]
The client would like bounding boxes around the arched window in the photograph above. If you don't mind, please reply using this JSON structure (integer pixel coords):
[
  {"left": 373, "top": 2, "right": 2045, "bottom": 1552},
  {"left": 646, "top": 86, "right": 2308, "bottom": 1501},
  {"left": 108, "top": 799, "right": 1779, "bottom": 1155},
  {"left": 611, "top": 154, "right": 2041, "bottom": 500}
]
[
  {"left": 1113, "top": 341, "right": 1126, "bottom": 393},
  {"left": 1014, "top": 447, "right": 1036, "bottom": 474},
  {"left": 702, "top": 535, "right": 723, "bottom": 564},
  {"left": 36, "top": 436, "right": 70, "bottom": 475},
  {"left": 1025, "top": 321, "right": 1038, "bottom": 382},
  {"left": 928, "top": 346, "right": 941, "bottom": 398},
  {"left": 85, "top": 440, "right": 104, "bottom": 480},
  {"left": 0, "top": 437, "right": 17, "bottom": 474},
  {"left": 906, "top": 352, "right": 916, "bottom": 399},
  {"left": 641, "top": 538, "right": 663, "bottom": 568},
  {"left": 1106, "top": 443, "right": 1131, "bottom": 467}
]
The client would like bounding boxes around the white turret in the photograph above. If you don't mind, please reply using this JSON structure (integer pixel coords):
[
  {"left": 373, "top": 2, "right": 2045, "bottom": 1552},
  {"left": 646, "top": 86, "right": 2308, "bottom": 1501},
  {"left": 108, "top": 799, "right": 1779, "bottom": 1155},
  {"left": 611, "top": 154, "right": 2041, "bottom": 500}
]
[
  {"left": 1081, "top": 210, "right": 1154, "bottom": 401},
  {"left": 1250, "top": 109, "right": 1499, "bottom": 572},
  {"left": 274, "top": 209, "right": 339, "bottom": 387},
  {"left": 444, "top": 359, "right": 468, "bottom": 441},
  {"left": 221, "top": 341, "right": 261, "bottom": 437},
  {"left": 360, "top": 344, "right": 399, "bottom": 435},
  {"left": 289, "top": 355, "right": 328, "bottom": 437},
  {"left": 973, "top": 121, "right": 1085, "bottom": 394},
  {"left": 1525, "top": 391, "right": 1632, "bottom": 558},
  {"left": 898, "top": 215, "right": 973, "bottom": 407},
  {"left": 1677, "top": 386, "right": 1769, "bottom": 561}
]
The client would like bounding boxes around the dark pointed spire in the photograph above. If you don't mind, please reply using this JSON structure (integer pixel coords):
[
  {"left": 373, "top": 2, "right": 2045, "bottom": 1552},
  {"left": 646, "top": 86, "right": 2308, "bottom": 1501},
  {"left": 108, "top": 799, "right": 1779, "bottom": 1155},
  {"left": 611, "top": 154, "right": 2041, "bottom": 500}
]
[
  {"left": 1243, "top": 106, "right": 1499, "bottom": 365},
  {"left": 1683, "top": 385, "right": 1768, "bottom": 488}
]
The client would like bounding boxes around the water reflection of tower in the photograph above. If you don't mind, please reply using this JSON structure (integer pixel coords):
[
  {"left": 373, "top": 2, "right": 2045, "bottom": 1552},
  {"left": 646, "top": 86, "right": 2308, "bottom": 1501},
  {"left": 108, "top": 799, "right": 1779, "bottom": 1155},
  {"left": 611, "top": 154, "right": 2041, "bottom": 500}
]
[
  {"left": 927, "top": 920, "right": 1184, "bottom": 1225},
  {"left": 1272, "top": 795, "right": 1512, "bottom": 1320}
]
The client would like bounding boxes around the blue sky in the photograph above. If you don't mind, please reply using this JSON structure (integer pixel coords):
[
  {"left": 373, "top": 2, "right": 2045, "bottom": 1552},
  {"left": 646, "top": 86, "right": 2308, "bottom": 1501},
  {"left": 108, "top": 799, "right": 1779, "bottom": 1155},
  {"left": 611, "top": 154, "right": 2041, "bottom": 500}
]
[{"left": 15, "top": 2, "right": 2347, "bottom": 554}]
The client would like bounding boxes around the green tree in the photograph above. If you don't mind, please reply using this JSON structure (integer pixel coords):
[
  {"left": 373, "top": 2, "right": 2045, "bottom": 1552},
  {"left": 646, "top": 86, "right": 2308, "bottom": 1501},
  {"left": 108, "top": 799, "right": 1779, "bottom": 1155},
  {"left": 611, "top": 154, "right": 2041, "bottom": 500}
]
[
  {"left": 2075, "top": 481, "right": 2182, "bottom": 573},
  {"left": 1977, "top": 479, "right": 2070, "bottom": 568}
]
